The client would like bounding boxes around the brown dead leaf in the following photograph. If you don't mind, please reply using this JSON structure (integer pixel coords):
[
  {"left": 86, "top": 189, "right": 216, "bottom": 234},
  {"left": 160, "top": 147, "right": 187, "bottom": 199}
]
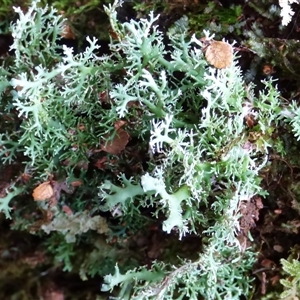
[
  {"left": 21, "top": 172, "right": 31, "bottom": 183},
  {"left": 70, "top": 180, "right": 82, "bottom": 187},
  {"left": 101, "top": 128, "right": 129, "bottom": 155},
  {"left": 77, "top": 123, "right": 86, "bottom": 131},
  {"left": 22, "top": 251, "right": 45, "bottom": 267},
  {"left": 94, "top": 157, "right": 108, "bottom": 169},
  {"left": 61, "top": 22, "right": 75, "bottom": 39},
  {"left": 114, "top": 120, "right": 127, "bottom": 130},
  {"left": 32, "top": 181, "right": 54, "bottom": 201},
  {"left": 273, "top": 245, "right": 284, "bottom": 252},
  {"left": 43, "top": 287, "right": 64, "bottom": 300},
  {"left": 270, "top": 275, "right": 280, "bottom": 285},
  {"left": 204, "top": 40, "right": 233, "bottom": 69},
  {"left": 260, "top": 258, "right": 276, "bottom": 269},
  {"left": 62, "top": 205, "right": 73, "bottom": 215},
  {"left": 0, "top": 181, "right": 9, "bottom": 198},
  {"left": 98, "top": 91, "right": 111, "bottom": 105},
  {"left": 262, "top": 63, "right": 275, "bottom": 76},
  {"left": 109, "top": 28, "right": 121, "bottom": 41}
]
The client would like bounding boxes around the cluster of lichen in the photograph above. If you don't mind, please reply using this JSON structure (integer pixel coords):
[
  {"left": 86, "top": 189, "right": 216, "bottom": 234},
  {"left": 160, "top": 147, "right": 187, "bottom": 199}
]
[{"left": 1, "top": 0, "right": 300, "bottom": 299}]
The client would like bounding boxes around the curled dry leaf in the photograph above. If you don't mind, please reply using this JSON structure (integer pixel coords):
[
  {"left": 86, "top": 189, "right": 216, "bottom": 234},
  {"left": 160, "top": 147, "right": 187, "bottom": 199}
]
[
  {"left": 32, "top": 181, "right": 54, "bottom": 201},
  {"left": 204, "top": 40, "right": 233, "bottom": 69}
]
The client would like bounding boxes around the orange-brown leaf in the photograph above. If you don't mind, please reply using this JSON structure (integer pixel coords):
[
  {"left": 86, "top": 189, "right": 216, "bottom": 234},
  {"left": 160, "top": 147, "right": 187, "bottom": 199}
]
[
  {"left": 205, "top": 40, "right": 233, "bottom": 69},
  {"left": 32, "top": 181, "right": 54, "bottom": 201}
]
